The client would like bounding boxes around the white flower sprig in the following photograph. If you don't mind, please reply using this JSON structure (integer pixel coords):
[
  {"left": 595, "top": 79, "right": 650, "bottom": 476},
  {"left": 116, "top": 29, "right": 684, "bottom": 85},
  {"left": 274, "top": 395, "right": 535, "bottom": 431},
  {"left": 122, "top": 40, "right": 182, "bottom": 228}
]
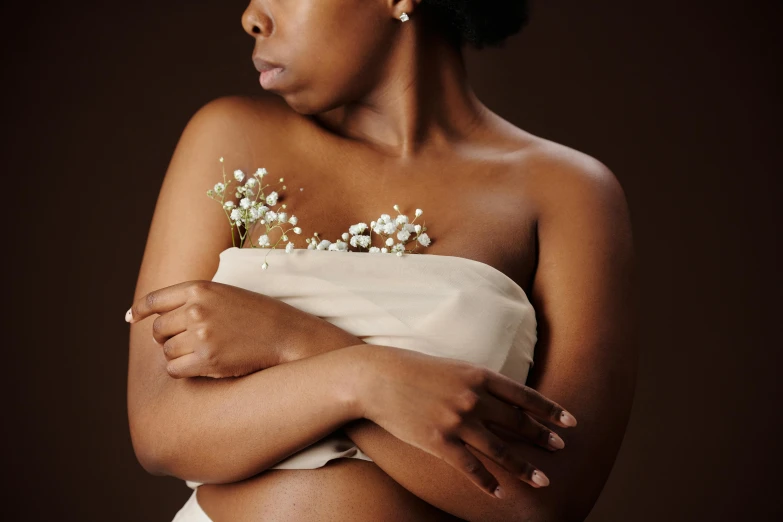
[
  {"left": 207, "top": 157, "right": 302, "bottom": 269},
  {"left": 305, "top": 204, "right": 431, "bottom": 257},
  {"left": 208, "top": 158, "right": 432, "bottom": 269}
]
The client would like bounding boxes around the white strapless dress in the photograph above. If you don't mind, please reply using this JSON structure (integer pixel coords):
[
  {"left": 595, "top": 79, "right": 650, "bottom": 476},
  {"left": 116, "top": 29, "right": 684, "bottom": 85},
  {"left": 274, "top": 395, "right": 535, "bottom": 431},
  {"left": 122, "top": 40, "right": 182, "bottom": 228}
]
[{"left": 178, "top": 246, "right": 537, "bottom": 494}]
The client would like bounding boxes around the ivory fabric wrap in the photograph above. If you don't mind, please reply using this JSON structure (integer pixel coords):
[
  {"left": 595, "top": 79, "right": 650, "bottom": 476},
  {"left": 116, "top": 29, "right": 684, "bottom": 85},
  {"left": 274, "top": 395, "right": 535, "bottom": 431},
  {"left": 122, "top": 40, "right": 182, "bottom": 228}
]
[{"left": 186, "top": 247, "right": 537, "bottom": 490}]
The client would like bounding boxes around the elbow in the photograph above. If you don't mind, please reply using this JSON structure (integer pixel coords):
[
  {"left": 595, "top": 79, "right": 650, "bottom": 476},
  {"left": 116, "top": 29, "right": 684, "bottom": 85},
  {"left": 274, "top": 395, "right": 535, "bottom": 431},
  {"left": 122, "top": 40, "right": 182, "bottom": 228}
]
[{"left": 129, "top": 412, "right": 176, "bottom": 477}]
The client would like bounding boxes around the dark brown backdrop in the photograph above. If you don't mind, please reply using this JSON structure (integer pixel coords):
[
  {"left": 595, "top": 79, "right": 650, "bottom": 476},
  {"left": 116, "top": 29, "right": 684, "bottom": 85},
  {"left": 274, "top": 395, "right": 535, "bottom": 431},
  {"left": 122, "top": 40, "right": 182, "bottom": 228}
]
[{"left": 4, "top": 1, "right": 781, "bottom": 520}]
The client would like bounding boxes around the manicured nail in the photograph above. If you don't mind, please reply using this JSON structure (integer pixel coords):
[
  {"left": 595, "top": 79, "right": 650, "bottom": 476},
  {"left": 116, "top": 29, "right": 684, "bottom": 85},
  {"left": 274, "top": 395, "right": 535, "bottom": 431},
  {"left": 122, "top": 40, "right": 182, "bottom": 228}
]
[
  {"left": 549, "top": 432, "right": 565, "bottom": 449},
  {"left": 560, "top": 410, "right": 577, "bottom": 427},
  {"left": 494, "top": 486, "right": 505, "bottom": 499},
  {"left": 125, "top": 308, "right": 133, "bottom": 323},
  {"left": 532, "top": 470, "right": 550, "bottom": 487}
]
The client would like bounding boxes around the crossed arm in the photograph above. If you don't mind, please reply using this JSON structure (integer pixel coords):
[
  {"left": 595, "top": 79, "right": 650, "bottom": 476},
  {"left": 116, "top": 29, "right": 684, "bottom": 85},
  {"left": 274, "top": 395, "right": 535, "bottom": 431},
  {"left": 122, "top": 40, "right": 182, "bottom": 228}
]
[{"left": 127, "top": 97, "right": 637, "bottom": 522}]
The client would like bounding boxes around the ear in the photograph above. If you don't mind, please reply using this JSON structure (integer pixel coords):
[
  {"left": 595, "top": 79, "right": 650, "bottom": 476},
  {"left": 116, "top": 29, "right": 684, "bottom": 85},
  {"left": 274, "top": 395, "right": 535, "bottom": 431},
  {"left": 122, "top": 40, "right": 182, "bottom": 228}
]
[{"left": 387, "top": 0, "right": 422, "bottom": 20}]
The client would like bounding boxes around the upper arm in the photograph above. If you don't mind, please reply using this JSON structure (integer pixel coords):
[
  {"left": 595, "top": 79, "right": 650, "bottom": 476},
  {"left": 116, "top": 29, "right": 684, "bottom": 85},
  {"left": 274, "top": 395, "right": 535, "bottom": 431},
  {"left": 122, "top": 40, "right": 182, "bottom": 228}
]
[
  {"left": 126, "top": 94, "right": 278, "bottom": 468},
  {"left": 499, "top": 147, "right": 638, "bottom": 521}
]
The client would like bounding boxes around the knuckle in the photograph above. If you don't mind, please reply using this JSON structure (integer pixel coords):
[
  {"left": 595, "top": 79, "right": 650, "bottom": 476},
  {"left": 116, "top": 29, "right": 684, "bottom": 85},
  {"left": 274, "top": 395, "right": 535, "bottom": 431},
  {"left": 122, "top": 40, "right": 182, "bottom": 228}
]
[
  {"left": 187, "top": 304, "right": 205, "bottom": 322},
  {"left": 188, "top": 281, "right": 211, "bottom": 298},
  {"left": 516, "top": 385, "right": 531, "bottom": 404},
  {"left": 194, "top": 326, "right": 209, "bottom": 341},
  {"left": 489, "top": 440, "right": 508, "bottom": 461},
  {"left": 145, "top": 292, "right": 157, "bottom": 310},
  {"left": 463, "top": 457, "right": 481, "bottom": 475},
  {"left": 441, "top": 410, "right": 464, "bottom": 433},
  {"left": 454, "top": 389, "right": 479, "bottom": 413},
  {"left": 151, "top": 317, "right": 164, "bottom": 336},
  {"left": 429, "top": 426, "right": 448, "bottom": 447},
  {"left": 166, "top": 364, "right": 181, "bottom": 378},
  {"left": 469, "top": 365, "right": 489, "bottom": 387}
]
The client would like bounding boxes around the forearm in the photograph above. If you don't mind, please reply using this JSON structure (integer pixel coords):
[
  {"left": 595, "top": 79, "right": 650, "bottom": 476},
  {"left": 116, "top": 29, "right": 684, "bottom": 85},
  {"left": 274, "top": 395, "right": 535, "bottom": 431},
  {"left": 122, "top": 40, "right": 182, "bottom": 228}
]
[
  {"left": 342, "top": 420, "right": 548, "bottom": 522},
  {"left": 140, "top": 344, "right": 366, "bottom": 484},
  {"left": 279, "top": 332, "right": 549, "bottom": 521}
]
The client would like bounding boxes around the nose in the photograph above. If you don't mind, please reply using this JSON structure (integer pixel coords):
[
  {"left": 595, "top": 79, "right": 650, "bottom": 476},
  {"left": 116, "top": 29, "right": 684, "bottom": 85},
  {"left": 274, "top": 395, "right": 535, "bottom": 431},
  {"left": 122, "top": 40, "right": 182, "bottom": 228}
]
[{"left": 241, "top": 3, "right": 274, "bottom": 38}]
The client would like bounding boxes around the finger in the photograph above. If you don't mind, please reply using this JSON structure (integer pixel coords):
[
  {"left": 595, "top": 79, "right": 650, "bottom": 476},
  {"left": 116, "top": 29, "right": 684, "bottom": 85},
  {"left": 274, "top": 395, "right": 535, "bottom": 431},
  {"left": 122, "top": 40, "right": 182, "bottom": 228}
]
[
  {"left": 460, "top": 422, "right": 550, "bottom": 489},
  {"left": 127, "top": 281, "right": 204, "bottom": 324},
  {"left": 151, "top": 308, "right": 190, "bottom": 345},
  {"left": 438, "top": 438, "right": 504, "bottom": 499},
  {"left": 161, "top": 332, "right": 195, "bottom": 361},
  {"left": 165, "top": 352, "right": 204, "bottom": 379},
  {"left": 479, "top": 394, "right": 566, "bottom": 451},
  {"left": 484, "top": 372, "right": 577, "bottom": 428}
]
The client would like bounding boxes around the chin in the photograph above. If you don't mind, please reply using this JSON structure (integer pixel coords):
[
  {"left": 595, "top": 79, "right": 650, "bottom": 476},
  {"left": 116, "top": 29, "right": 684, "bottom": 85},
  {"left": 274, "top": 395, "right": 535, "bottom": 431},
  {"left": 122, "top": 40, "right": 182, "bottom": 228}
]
[{"left": 281, "top": 91, "right": 340, "bottom": 116}]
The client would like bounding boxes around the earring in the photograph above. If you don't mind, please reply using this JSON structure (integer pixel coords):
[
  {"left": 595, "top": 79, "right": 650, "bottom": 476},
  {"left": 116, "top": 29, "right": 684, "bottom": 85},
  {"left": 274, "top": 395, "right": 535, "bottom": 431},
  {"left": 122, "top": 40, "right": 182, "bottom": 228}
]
[{"left": 400, "top": 12, "right": 410, "bottom": 22}]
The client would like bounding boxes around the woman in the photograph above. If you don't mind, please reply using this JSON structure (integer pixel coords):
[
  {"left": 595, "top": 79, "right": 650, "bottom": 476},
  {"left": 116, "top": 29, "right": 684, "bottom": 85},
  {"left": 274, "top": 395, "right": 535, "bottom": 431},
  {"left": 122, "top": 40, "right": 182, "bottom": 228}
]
[{"left": 126, "top": 0, "right": 637, "bottom": 520}]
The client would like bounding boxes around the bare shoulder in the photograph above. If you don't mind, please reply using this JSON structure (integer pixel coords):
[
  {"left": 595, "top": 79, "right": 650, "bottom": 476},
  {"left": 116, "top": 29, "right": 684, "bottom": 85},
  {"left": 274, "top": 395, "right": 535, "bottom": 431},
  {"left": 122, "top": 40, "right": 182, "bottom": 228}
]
[{"left": 517, "top": 134, "right": 630, "bottom": 220}]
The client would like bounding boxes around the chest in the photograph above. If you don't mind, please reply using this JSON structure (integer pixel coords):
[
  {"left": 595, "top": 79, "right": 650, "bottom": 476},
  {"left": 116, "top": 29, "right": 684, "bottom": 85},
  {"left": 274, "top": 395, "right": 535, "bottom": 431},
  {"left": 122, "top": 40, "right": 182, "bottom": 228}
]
[{"left": 242, "top": 147, "right": 539, "bottom": 294}]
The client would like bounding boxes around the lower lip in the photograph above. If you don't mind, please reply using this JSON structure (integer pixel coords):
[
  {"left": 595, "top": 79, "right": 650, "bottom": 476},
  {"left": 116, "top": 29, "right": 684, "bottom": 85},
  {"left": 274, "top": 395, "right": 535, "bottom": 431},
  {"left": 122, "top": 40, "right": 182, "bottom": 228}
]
[{"left": 259, "top": 67, "right": 284, "bottom": 89}]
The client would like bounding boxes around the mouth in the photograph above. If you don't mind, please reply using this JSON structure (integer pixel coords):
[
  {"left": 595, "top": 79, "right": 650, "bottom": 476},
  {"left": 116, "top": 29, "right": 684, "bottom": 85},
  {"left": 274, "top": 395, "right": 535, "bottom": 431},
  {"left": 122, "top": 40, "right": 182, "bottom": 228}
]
[{"left": 253, "top": 55, "right": 286, "bottom": 90}]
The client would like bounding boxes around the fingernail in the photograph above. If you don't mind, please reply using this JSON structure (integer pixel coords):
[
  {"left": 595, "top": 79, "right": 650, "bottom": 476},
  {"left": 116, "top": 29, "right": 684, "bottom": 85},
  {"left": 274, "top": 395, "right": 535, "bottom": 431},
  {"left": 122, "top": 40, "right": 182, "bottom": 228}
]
[
  {"left": 494, "top": 485, "right": 505, "bottom": 499},
  {"left": 532, "top": 470, "right": 550, "bottom": 487},
  {"left": 549, "top": 432, "right": 565, "bottom": 449},
  {"left": 125, "top": 308, "right": 133, "bottom": 323},
  {"left": 560, "top": 410, "right": 577, "bottom": 427}
]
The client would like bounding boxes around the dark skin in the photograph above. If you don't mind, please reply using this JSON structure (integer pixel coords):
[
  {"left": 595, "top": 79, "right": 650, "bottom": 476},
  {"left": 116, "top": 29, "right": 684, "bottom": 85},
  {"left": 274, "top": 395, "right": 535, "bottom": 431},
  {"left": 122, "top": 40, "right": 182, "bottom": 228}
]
[{"left": 126, "top": 1, "right": 637, "bottom": 521}]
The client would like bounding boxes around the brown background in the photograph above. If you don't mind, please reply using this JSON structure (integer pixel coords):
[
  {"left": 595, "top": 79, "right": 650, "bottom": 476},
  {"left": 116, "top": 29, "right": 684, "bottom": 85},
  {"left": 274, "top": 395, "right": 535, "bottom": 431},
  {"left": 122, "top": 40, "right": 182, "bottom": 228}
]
[{"left": 3, "top": 0, "right": 781, "bottom": 520}]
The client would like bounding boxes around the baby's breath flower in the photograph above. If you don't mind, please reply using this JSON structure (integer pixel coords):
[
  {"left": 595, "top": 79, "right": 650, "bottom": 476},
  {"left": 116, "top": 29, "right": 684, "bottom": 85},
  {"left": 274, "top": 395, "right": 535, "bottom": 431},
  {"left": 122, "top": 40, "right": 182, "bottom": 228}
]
[
  {"left": 349, "top": 223, "right": 368, "bottom": 235},
  {"left": 328, "top": 241, "right": 349, "bottom": 251},
  {"left": 210, "top": 158, "right": 432, "bottom": 268}
]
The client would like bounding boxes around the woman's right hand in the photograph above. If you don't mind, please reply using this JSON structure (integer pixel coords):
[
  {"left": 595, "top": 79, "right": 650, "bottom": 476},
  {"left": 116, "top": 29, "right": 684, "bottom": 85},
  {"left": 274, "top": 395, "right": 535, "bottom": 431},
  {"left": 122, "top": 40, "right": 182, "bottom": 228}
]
[{"left": 353, "top": 344, "right": 578, "bottom": 499}]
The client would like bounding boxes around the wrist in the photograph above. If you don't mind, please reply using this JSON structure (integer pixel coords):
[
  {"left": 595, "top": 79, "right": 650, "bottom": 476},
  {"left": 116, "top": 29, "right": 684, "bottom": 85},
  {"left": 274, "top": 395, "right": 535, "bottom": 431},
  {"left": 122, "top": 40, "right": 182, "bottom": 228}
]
[
  {"left": 282, "top": 316, "right": 364, "bottom": 364},
  {"left": 338, "top": 343, "right": 377, "bottom": 420}
]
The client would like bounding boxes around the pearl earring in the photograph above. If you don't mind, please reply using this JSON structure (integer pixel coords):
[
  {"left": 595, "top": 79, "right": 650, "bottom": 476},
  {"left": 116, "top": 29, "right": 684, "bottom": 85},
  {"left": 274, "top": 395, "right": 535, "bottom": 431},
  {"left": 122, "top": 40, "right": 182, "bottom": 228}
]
[{"left": 400, "top": 12, "right": 410, "bottom": 22}]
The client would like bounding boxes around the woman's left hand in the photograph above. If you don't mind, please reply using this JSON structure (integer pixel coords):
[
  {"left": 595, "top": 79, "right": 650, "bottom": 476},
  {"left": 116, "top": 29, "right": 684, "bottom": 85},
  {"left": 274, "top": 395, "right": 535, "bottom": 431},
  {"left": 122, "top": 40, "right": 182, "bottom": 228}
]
[{"left": 125, "top": 280, "right": 341, "bottom": 379}]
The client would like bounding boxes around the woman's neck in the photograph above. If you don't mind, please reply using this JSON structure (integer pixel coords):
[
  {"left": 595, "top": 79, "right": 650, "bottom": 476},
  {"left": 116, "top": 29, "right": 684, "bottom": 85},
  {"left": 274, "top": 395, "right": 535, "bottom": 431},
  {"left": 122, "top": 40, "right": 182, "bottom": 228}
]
[{"left": 314, "top": 30, "right": 487, "bottom": 159}]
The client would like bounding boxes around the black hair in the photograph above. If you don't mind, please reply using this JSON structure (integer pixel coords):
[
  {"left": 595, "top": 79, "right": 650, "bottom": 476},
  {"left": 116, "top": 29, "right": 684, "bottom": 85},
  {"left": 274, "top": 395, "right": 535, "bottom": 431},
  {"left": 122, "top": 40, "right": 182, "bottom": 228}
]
[{"left": 421, "top": 0, "right": 531, "bottom": 49}]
